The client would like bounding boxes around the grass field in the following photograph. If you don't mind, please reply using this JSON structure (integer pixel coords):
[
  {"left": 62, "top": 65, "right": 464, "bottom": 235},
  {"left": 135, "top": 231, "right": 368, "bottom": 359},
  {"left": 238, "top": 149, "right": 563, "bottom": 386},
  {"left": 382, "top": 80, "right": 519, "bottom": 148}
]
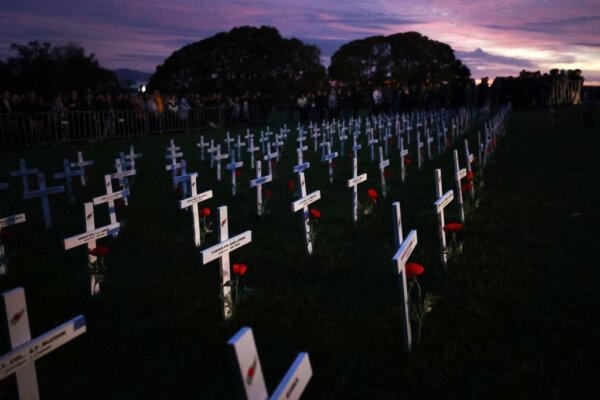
[{"left": 0, "top": 105, "right": 598, "bottom": 399}]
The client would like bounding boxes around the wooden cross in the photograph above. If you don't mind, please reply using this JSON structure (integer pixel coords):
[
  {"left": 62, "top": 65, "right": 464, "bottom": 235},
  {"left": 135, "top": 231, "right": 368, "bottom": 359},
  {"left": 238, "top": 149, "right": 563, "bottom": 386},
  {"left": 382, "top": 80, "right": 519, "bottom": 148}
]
[
  {"left": 226, "top": 153, "right": 244, "bottom": 196},
  {"left": 197, "top": 135, "right": 210, "bottom": 162},
  {"left": 292, "top": 149, "right": 320, "bottom": 256},
  {"left": 63, "top": 202, "right": 120, "bottom": 295},
  {"left": 228, "top": 326, "right": 312, "bottom": 400},
  {"left": 69, "top": 151, "right": 94, "bottom": 187},
  {"left": 434, "top": 169, "right": 454, "bottom": 267},
  {"left": 322, "top": 142, "right": 338, "bottom": 184},
  {"left": 201, "top": 206, "right": 252, "bottom": 319},
  {"left": 311, "top": 127, "right": 319, "bottom": 152},
  {"left": 274, "top": 134, "right": 284, "bottom": 161},
  {"left": 347, "top": 157, "right": 367, "bottom": 223},
  {"left": 250, "top": 160, "right": 272, "bottom": 217},
  {"left": 165, "top": 149, "right": 183, "bottom": 188},
  {"left": 53, "top": 158, "right": 83, "bottom": 203},
  {"left": 10, "top": 159, "right": 38, "bottom": 194},
  {"left": 23, "top": 173, "right": 64, "bottom": 230},
  {"left": 259, "top": 131, "right": 269, "bottom": 155},
  {"left": 391, "top": 201, "right": 417, "bottom": 353},
  {"left": 0, "top": 213, "right": 26, "bottom": 275},
  {"left": 339, "top": 126, "right": 348, "bottom": 155},
  {"left": 179, "top": 174, "right": 213, "bottom": 247},
  {"left": 0, "top": 287, "right": 86, "bottom": 400}
]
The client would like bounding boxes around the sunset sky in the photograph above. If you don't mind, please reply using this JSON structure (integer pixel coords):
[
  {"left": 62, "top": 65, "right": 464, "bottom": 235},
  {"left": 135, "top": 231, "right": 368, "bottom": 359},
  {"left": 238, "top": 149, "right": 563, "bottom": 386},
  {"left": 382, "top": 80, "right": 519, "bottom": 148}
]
[{"left": 1, "top": 0, "right": 599, "bottom": 84}]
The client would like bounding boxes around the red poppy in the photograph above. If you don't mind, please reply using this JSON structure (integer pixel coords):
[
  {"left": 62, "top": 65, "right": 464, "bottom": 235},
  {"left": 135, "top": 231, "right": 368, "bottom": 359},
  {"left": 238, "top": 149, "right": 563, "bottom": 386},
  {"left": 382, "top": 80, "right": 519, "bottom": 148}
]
[
  {"left": 247, "top": 366, "right": 255, "bottom": 380},
  {"left": 287, "top": 179, "right": 295, "bottom": 192},
  {"left": 235, "top": 170, "right": 242, "bottom": 177},
  {"left": 461, "top": 182, "right": 474, "bottom": 193},
  {"left": 309, "top": 209, "right": 321, "bottom": 219},
  {"left": 232, "top": 263, "right": 247, "bottom": 276},
  {"left": 404, "top": 156, "right": 412, "bottom": 165},
  {"left": 406, "top": 262, "right": 424, "bottom": 278},
  {"left": 384, "top": 170, "right": 392, "bottom": 177},
  {"left": 367, "top": 188, "right": 378, "bottom": 203},
  {"left": 443, "top": 223, "right": 464, "bottom": 233},
  {"left": 466, "top": 171, "right": 474, "bottom": 182},
  {"left": 10, "top": 308, "right": 25, "bottom": 325},
  {"left": 264, "top": 189, "right": 273, "bottom": 199},
  {"left": 0, "top": 230, "right": 13, "bottom": 239},
  {"left": 90, "top": 245, "right": 110, "bottom": 257},
  {"left": 200, "top": 208, "right": 211, "bottom": 217}
]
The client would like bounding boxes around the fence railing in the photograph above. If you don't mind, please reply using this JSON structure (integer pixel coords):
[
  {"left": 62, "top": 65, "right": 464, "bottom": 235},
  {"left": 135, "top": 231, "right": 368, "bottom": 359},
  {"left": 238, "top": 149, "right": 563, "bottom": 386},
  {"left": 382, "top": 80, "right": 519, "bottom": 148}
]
[{"left": 0, "top": 104, "right": 294, "bottom": 147}]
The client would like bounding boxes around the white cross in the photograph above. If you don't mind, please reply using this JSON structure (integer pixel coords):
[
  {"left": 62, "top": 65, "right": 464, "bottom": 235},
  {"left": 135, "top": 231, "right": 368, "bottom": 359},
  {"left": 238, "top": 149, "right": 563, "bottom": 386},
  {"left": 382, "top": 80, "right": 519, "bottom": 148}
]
[
  {"left": 292, "top": 149, "right": 321, "bottom": 255},
  {"left": 172, "top": 159, "right": 191, "bottom": 198},
  {"left": 201, "top": 206, "right": 252, "bottom": 319},
  {"left": 165, "top": 148, "right": 183, "bottom": 188},
  {"left": 347, "top": 157, "right": 367, "bottom": 222},
  {"left": 250, "top": 160, "right": 272, "bottom": 217},
  {"left": 263, "top": 142, "right": 278, "bottom": 178},
  {"left": 368, "top": 129, "right": 379, "bottom": 162},
  {"left": 274, "top": 134, "right": 284, "bottom": 161},
  {"left": 93, "top": 174, "right": 129, "bottom": 229},
  {"left": 226, "top": 153, "right": 244, "bottom": 196},
  {"left": 0, "top": 213, "right": 26, "bottom": 275},
  {"left": 434, "top": 169, "right": 454, "bottom": 267},
  {"left": 352, "top": 133, "right": 362, "bottom": 159},
  {"left": 214, "top": 145, "right": 229, "bottom": 182},
  {"left": 463, "top": 138, "right": 475, "bottom": 198},
  {"left": 228, "top": 326, "right": 312, "bottom": 400},
  {"left": 416, "top": 129, "right": 424, "bottom": 171},
  {"left": 244, "top": 129, "right": 253, "bottom": 143},
  {"left": 322, "top": 142, "right": 338, "bottom": 184},
  {"left": 425, "top": 126, "right": 434, "bottom": 161},
  {"left": 10, "top": 159, "right": 38, "bottom": 194},
  {"left": 235, "top": 134, "right": 246, "bottom": 162},
  {"left": 208, "top": 139, "right": 217, "bottom": 169},
  {"left": 179, "top": 174, "right": 213, "bottom": 247},
  {"left": 399, "top": 138, "right": 409, "bottom": 183},
  {"left": 339, "top": 127, "right": 348, "bottom": 155},
  {"left": 69, "top": 151, "right": 94, "bottom": 187},
  {"left": 166, "top": 139, "right": 180, "bottom": 155},
  {"left": 259, "top": 131, "right": 269, "bottom": 155},
  {"left": 24, "top": 173, "right": 64, "bottom": 230},
  {"left": 197, "top": 135, "right": 210, "bottom": 162},
  {"left": 0, "top": 287, "right": 86, "bottom": 400},
  {"left": 114, "top": 158, "right": 135, "bottom": 205},
  {"left": 124, "top": 145, "right": 142, "bottom": 170},
  {"left": 378, "top": 146, "right": 390, "bottom": 199},
  {"left": 53, "top": 158, "right": 82, "bottom": 203},
  {"left": 452, "top": 150, "right": 468, "bottom": 224},
  {"left": 391, "top": 201, "right": 417, "bottom": 353},
  {"left": 224, "top": 132, "right": 235, "bottom": 154},
  {"left": 247, "top": 136, "right": 259, "bottom": 171},
  {"left": 311, "top": 128, "right": 319, "bottom": 152},
  {"left": 63, "top": 202, "right": 120, "bottom": 295}
]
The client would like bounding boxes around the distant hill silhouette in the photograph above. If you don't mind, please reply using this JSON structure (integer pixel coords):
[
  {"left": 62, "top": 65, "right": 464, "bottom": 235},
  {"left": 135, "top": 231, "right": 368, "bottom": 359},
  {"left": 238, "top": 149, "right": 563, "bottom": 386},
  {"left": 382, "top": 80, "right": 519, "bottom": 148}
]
[{"left": 113, "top": 68, "right": 151, "bottom": 83}]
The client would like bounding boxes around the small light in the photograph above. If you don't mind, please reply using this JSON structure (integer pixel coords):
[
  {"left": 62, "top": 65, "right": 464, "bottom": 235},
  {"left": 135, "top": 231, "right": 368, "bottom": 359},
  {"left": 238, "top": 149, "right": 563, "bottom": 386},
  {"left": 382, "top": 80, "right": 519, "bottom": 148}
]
[{"left": 141, "top": 85, "right": 146, "bottom": 93}]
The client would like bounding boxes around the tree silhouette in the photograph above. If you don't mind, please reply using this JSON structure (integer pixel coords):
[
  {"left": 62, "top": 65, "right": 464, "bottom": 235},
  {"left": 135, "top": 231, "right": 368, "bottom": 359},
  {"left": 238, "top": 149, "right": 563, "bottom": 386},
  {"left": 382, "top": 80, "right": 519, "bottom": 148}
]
[
  {"left": 148, "top": 26, "right": 326, "bottom": 100},
  {"left": 2, "top": 41, "right": 118, "bottom": 94},
  {"left": 329, "top": 32, "right": 470, "bottom": 90}
]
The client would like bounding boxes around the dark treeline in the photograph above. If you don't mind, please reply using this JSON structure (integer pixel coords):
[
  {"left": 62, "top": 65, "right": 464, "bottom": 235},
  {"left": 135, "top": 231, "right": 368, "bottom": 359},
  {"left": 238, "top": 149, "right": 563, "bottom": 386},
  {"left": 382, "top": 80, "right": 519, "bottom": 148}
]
[{"left": 0, "top": 26, "right": 587, "bottom": 116}]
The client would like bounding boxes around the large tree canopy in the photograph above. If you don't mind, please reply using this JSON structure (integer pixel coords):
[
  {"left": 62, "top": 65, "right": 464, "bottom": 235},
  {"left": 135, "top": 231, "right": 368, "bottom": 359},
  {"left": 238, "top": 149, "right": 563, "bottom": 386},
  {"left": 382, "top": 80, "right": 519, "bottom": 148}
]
[
  {"left": 149, "top": 26, "right": 326, "bottom": 100},
  {"left": 328, "top": 32, "right": 471, "bottom": 90},
  {"left": 1, "top": 41, "right": 118, "bottom": 95}
]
